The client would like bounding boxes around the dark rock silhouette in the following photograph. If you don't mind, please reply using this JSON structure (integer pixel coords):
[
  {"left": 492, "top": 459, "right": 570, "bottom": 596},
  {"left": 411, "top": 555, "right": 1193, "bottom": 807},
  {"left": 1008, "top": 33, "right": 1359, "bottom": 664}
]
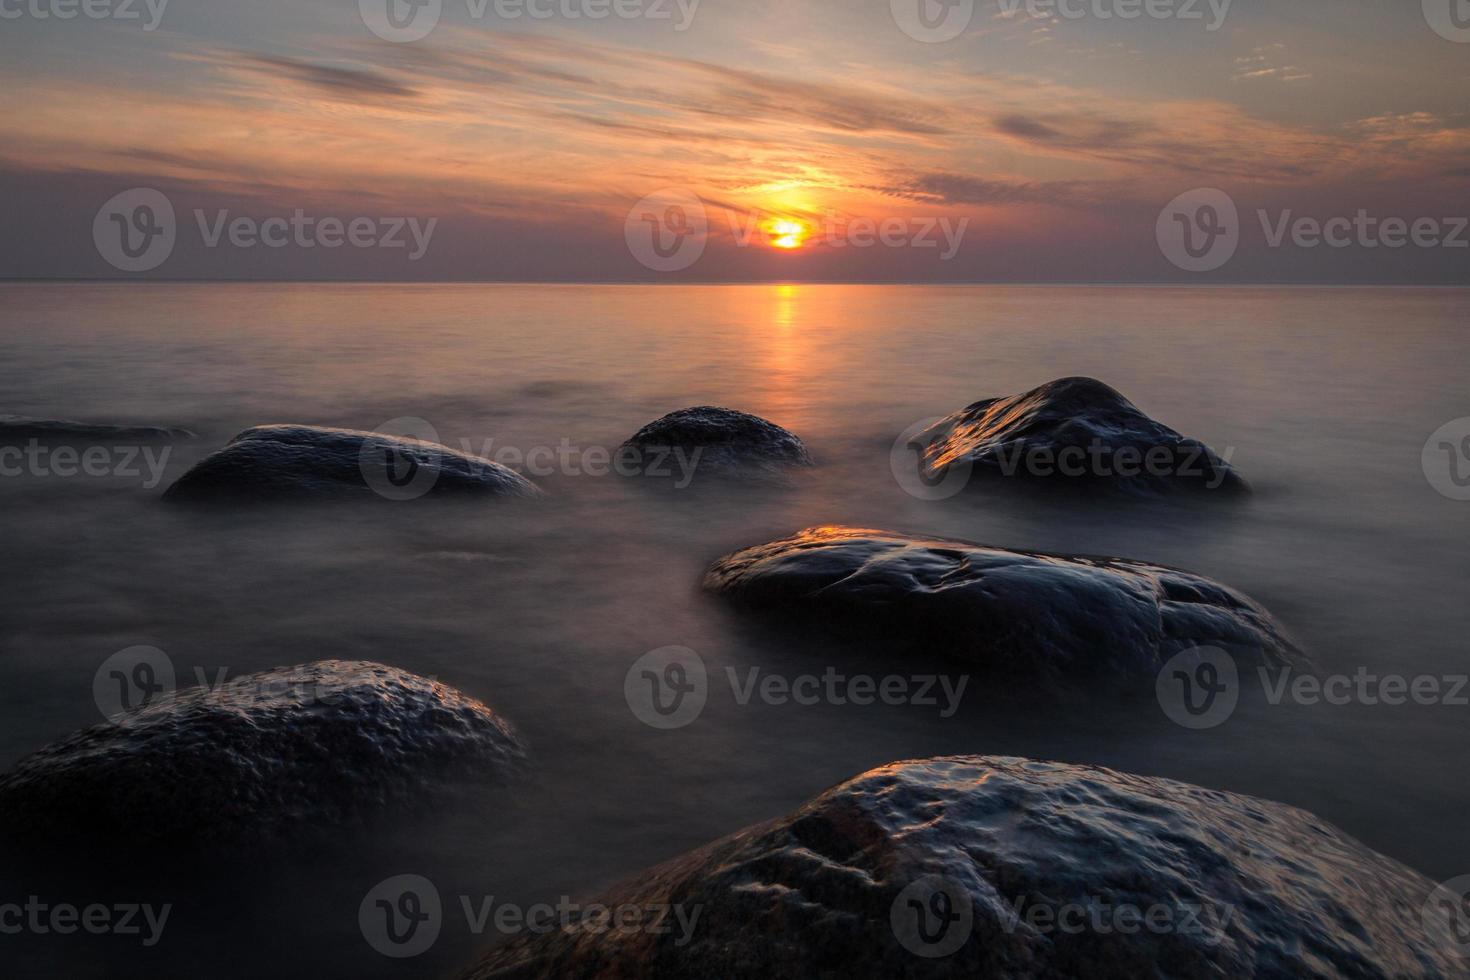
[
  {"left": 460, "top": 755, "right": 1458, "bottom": 979},
  {"left": 0, "top": 661, "right": 526, "bottom": 845},
  {"left": 704, "top": 526, "right": 1300, "bottom": 682},
  {"left": 913, "top": 377, "right": 1244, "bottom": 496},
  {"left": 163, "top": 424, "right": 541, "bottom": 502},
  {"left": 0, "top": 414, "right": 194, "bottom": 443},
  {"left": 622, "top": 406, "right": 811, "bottom": 483}
]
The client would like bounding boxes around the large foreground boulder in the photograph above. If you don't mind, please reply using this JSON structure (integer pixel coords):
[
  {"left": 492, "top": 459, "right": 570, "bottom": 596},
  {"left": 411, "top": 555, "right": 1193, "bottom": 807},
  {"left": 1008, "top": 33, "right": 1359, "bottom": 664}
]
[
  {"left": 0, "top": 661, "right": 526, "bottom": 845},
  {"left": 911, "top": 377, "right": 1245, "bottom": 496},
  {"left": 461, "top": 755, "right": 1459, "bottom": 979},
  {"left": 622, "top": 407, "right": 811, "bottom": 484},
  {"left": 164, "top": 424, "right": 541, "bottom": 502},
  {"left": 704, "top": 526, "right": 1300, "bottom": 682},
  {"left": 0, "top": 414, "right": 193, "bottom": 443}
]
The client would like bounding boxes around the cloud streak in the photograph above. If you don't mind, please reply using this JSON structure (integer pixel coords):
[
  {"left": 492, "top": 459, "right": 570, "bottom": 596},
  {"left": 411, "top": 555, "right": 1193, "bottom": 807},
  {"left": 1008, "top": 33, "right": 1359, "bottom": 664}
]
[{"left": 1, "top": 2, "right": 1467, "bottom": 280}]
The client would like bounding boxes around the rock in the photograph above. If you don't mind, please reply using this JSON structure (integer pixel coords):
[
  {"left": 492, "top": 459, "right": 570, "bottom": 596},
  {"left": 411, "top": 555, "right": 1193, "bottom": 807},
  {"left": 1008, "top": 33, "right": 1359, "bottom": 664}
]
[
  {"left": 163, "top": 424, "right": 541, "bottom": 502},
  {"left": 460, "top": 755, "right": 1458, "bottom": 980},
  {"left": 622, "top": 407, "right": 811, "bottom": 483},
  {"left": 704, "top": 526, "right": 1300, "bottom": 682},
  {"left": 0, "top": 661, "right": 526, "bottom": 845},
  {"left": 912, "top": 377, "right": 1245, "bottom": 496},
  {"left": 0, "top": 414, "right": 194, "bottom": 443}
]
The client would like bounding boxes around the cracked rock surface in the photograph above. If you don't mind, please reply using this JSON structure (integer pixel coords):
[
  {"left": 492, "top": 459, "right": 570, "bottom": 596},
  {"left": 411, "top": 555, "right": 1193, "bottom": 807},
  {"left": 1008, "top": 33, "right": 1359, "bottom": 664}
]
[
  {"left": 913, "top": 377, "right": 1245, "bottom": 496},
  {"left": 622, "top": 406, "right": 812, "bottom": 483},
  {"left": 704, "top": 526, "right": 1301, "bottom": 682},
  {"left": 460, "top": 755, "right": 1458, "bottom": 979},
  {"left": 0, "top": 660, "right": 526, "bottom": 845}
]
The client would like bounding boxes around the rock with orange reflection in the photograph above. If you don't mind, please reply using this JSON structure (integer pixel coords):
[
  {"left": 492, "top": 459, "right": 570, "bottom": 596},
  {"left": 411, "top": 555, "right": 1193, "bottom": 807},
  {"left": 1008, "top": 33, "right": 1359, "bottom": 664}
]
[
  {"left": 913, "top": 377, "right": 1245, "bottom": 497},
  {"left": 458, "top": 755, "right": 1457, "bottom": 979},
  {"left": 622, "top": 406, "right": 811, "bottom": 485},
  {"left": 704, "top": 526, "right": 1300, "bottom": 682}
]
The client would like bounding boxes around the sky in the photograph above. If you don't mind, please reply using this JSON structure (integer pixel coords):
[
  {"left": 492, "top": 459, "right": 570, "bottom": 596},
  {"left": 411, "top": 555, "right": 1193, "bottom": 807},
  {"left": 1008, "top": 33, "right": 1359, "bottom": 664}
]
[{"left": 2, "top": 0, "right": 1468, "bottom": 281}]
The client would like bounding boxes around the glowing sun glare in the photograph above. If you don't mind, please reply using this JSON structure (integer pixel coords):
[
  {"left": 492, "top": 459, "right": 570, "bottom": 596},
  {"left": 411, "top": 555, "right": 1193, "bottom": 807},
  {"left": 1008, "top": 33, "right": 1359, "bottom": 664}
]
[{"left": 768, "top": 219, "right": 807, "bottom": 250}]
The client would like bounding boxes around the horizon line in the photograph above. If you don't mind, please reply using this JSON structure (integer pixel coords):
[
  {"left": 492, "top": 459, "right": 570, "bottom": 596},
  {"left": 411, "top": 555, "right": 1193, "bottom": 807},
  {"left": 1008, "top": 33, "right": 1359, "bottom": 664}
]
[{"left": 3, "top": 278, "right": 1468, "bottom": 288}]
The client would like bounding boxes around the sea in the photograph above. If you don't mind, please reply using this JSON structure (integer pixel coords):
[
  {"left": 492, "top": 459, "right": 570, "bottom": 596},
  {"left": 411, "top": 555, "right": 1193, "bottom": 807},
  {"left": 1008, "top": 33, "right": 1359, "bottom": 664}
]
[{"left": 1, "top": 282, "right": 1466, "bottom": 977}]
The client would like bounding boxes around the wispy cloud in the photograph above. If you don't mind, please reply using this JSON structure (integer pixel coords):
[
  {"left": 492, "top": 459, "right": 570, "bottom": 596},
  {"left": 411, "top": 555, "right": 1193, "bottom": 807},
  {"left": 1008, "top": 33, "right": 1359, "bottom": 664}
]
[
  {"left": 1233, "top": 44, "right": 1312, "bottom": 83},
  {"left": 241, "top": 55, "right": 421, "bottom": 101},
  {"left": 2, "top": 4, "right": 1467, "bottom": 280}
]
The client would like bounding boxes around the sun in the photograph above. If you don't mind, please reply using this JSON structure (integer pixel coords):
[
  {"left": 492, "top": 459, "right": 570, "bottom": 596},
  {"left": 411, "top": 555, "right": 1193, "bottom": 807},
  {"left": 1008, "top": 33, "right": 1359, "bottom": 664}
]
[{"left": 766, "top": 218, "right": 808, "bottom": 250}]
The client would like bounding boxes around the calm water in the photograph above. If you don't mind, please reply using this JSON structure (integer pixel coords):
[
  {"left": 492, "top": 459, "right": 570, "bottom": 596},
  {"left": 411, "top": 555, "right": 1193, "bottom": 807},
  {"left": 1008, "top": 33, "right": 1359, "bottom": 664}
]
[{"left": 1, "top": 283, "right": 1467, "bottom": 978}]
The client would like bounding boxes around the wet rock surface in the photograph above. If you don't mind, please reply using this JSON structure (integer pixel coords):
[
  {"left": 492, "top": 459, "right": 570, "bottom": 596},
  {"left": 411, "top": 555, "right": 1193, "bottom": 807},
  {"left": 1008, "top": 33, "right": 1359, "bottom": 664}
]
[
  {"left": 622, "top": 406, "right": 812, "bottom": 483},
  {"left": 704, "top": 526, "right": 1300, "bottom": 682},
  {"left": 0, "top": 414, "right": 194, "bottom": 443},
  {"left": 163, "top": 424, "right": 541, "bottom": 502},
  {"left": 461, "top": 755, "right": 1458, "bottom": 980},
  {"left": 913, "top": 377, "right": 1245, "bottom": 496},
  {"left": 0, "top": 661, "right": 526, "bottom": 845}
]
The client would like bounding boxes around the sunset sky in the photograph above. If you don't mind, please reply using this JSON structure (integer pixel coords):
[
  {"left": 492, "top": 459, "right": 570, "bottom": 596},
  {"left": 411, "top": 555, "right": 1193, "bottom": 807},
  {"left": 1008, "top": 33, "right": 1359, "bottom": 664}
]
[{"left": 3, "top": 0, "right": 1468, "bottom": 281}]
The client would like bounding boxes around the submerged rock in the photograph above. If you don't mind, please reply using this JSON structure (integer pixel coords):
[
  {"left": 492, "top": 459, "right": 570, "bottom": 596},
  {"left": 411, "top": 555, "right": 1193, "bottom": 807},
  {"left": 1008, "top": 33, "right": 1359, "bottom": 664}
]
[
  {"left": 163, "top": 424, "right": 541, "bottom": 502},
  {"left": 0, "top": 414, "right": 194, "bottom": 443},
  {"left": 0, "top": 661, "right": 526, "bottom": 845},
  {"left": 460, "top": 755, "right": 1457, "bottom": 979},
  {"left": 704, "top": 526, "right": 1299, "bottom": 682},
  {"left": 622, "top": 407, "right": 812, "bottom": 484},
  {"left": 912, "top": 377, "right": 1245, "bottom": 496}
]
